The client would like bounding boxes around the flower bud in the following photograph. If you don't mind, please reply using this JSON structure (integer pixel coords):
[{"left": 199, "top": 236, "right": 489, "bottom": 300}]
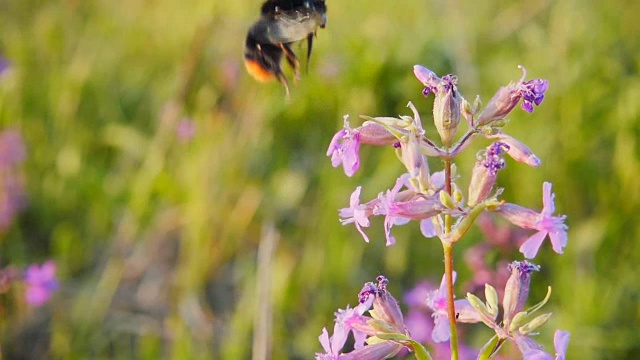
[
  {"left": 413, "top": 65, "right": 439, "bottom": 92},
  {"left": 485, "top": 284, "right": 499, "bottom": 318},
  {"left": 439, "top": 190, "right": 455, "bottom": 209},
  {"left": 518, "top": 312, "right": 552, "bottom": 335},
  {"left": 487, "top": 133, "right": 541, "bottom": 167},
  {"left": 467, "top": 142, "right": 509, "bottom": 207},
  {"left": 432, "top": 75, "right": 462, "bottom": 147},
  {"left": 461, "top": 98, "right": 475, "bottom": 126},
  {"left": 503, "top": 261, "right": 540, "bottom": 327},
  {"left": 508, "top": 311, "right": 529, "bottom": 332},
  {"left": 370, "top": 276, "right": 406, "bottom": 334},
  {"left": 475, "top": 84, "right": 520, "bottom": 127},
  {"left": 466, "top": 293, "right": 492, "bottom": 322},
  {"left": 453, "top": 187, "right": 464, "bottom": 204},
  {"left": 475, "top": 66, "right": 549, "bottom": 127}
]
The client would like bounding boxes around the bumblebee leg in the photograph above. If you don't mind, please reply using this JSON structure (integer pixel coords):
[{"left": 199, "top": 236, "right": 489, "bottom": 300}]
[
  {"left": 280, "top": 43, "right": 300, "bottom": 82},
  {"left": 276, "top": 71, "right": 291, "bottom": 100},
  {"left": 305, "top": 32, "right": 314, "bottom": 74}
]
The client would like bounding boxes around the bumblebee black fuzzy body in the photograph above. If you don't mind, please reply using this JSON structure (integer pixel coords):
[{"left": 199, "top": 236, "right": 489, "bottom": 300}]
[{"left": 244, "top": 0, "right": 327, "bottom": 97}]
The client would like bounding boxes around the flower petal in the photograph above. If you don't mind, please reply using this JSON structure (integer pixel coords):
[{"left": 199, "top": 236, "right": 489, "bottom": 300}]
[{"left": 519, "top": 230, "right": 548, "bottom": 259}]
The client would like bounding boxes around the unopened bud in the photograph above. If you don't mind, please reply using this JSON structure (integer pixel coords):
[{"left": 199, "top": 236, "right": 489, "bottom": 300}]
[
  {"left": 473, "top": 95, "right": 482, "bottom": 114},
  {"left": 503, "top": 261, "right": 540, "bottom": 327},
  {"left": 466, "top": 293, "right": 496, "bottom": 327},
  {"left": 461, "top": 98, "right": 475, "bottom": 126},
  {"left": 370, "top": 276, "right": 406, "bottom": 334},
  {"left": 509, "top": 311, "right": 529, "bottom": 332},
  {"left": 475, "top": 84, "right": 520, "bottom": 127},
  {"left": 467, "top": 293, "right": 489, "bottom": 316},
  {"left": 488, "top": 133, "right": 541, "bottom": 167},
  {"left": 432, "top": 75, "right": 462, "bottom": 147},
  {"left": 453, "top": 187, "right": 464, "bottom": 204},
  {"left": 485, "top": 284, "right": 499, "bottom": 317},
  {"left": 439, "top": 190, "right": 455, "bottom": 209},
  {"left": 519, "top": 312, "right": 553, "bottom": 335},
  {"left": 468, "top": 142, "right": 508, "bottom": 207}
]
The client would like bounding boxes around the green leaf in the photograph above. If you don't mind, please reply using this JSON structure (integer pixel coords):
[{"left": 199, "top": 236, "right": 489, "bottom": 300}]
[
  {"left": 406, "top": 339, "right": 433, "bottom": 360},
  {"left": 476, "top": 335, "right": 505, "bottom": 360}
]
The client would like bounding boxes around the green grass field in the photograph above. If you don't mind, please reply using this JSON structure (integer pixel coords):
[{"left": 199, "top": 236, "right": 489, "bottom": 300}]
[{"left": 1, "top": 0, "right": 639, "bottom": 358}]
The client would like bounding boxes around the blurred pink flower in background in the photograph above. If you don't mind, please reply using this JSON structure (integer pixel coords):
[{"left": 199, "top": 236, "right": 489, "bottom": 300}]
[
  {"left": 176, "top": 118, "right": 196, "bottom": 143},
  {"left": 24, "top": 260, "right": 59, "bottom": 307}
]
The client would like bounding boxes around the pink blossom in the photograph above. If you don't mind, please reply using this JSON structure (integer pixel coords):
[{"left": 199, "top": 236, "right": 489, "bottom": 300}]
[
  {"left": 338, "top": 186, "right": 373, "bottom": 243},
  {"left": 24, "top": 260, "right": 58, "bottom": 307},
  {"left": 327, "top": 117, "right": 361, "bottom": 177},
  {"left": 496, "top": 182, "right": 568, "bottom": 259},
  {"left": 426, "top": 272, "right": 482, "bottom": 343}
]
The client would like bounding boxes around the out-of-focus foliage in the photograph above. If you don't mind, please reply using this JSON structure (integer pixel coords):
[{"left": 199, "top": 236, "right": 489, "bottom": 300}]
[{"left": 0, "top": 0, "right": 638, "bottom": 358}]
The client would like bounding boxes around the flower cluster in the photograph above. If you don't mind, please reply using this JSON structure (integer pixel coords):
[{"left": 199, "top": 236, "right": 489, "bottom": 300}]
[
  {"left": 316, "top": 276, "right": 428, "bottom": 360},
  {"left": 402, "top": 261, "right": 571, "bottom": 360},
  {"left": 321, "top": 64, "right": 569, "bottom": 359},
  {"left": 0, "top": 260, "right": 59, "bottom": 307},
  {"left": 464, "top": 261, "right": 569, "bottom": 359},
  {"left": 327, "top": 65, "right": 565, "bottom": 256}
]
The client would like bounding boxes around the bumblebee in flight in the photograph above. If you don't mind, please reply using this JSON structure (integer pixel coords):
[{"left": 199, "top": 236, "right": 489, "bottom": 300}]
[{"left": 244, "top": 0, "right": 327, "bottom": 98}]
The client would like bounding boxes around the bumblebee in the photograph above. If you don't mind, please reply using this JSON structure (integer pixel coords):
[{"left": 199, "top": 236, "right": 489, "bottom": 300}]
[{"left": 244, "top": 0, "right": 327, "bottom": 98}]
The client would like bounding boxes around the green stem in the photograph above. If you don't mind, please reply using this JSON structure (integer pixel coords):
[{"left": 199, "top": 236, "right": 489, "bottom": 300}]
[{"left": 443, "top": 159, "right": 459, "bottom": 360}]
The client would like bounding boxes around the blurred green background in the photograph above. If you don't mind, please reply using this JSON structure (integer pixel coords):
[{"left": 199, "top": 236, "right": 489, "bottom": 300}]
[{"left": 0, "top": 0, "right": 639, "bottom": 358}]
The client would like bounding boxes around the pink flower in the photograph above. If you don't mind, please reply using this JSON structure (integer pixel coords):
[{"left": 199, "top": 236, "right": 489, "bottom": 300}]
[
  {"left": 553, "top": 330, "right": 570, "bottom": 360},
  {"left": 327, "top": 117, "right": 361, "bottom": 177},
  {"left": 176, "top": 118, "right": 196, "bottom": 142},
  {"left": 374, "top": 177, "right": 412, "bottom": 246},
  {"left": 317, "top": 277, "right": 407, "bottom": 360},
  {"left": 316, "top": 327, "right": 343, "bottom": 360},
  {"left": 339, "top": 186, "right": 374, "bottom": 243},
  {"left": 496, "top": 182, "right": 568, "bottom": 259},
  {"left": 24, "top": 260, "right": 58, "bottom": 307},
  {"left": 426, "top": 273, "right": 482, "bottom": 343},
  {"left": 519, "top": 329, "right": 570, "bottom": 360},
  {"left": 475, "top": 66, "right": 548, "bottom": 127}
]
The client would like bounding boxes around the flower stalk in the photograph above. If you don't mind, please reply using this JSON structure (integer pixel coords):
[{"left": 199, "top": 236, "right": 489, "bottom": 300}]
[{"left": 443, "top": 243, "right": 459, "bottom": 360}]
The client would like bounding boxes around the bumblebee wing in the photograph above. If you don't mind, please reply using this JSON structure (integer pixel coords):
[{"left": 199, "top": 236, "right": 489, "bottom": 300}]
[
  {"left": 262, "top": 0, "right": 314, "bottom": 14},
  {"left": 264, "top": 10, "right": 320, "bottom": 43}
]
